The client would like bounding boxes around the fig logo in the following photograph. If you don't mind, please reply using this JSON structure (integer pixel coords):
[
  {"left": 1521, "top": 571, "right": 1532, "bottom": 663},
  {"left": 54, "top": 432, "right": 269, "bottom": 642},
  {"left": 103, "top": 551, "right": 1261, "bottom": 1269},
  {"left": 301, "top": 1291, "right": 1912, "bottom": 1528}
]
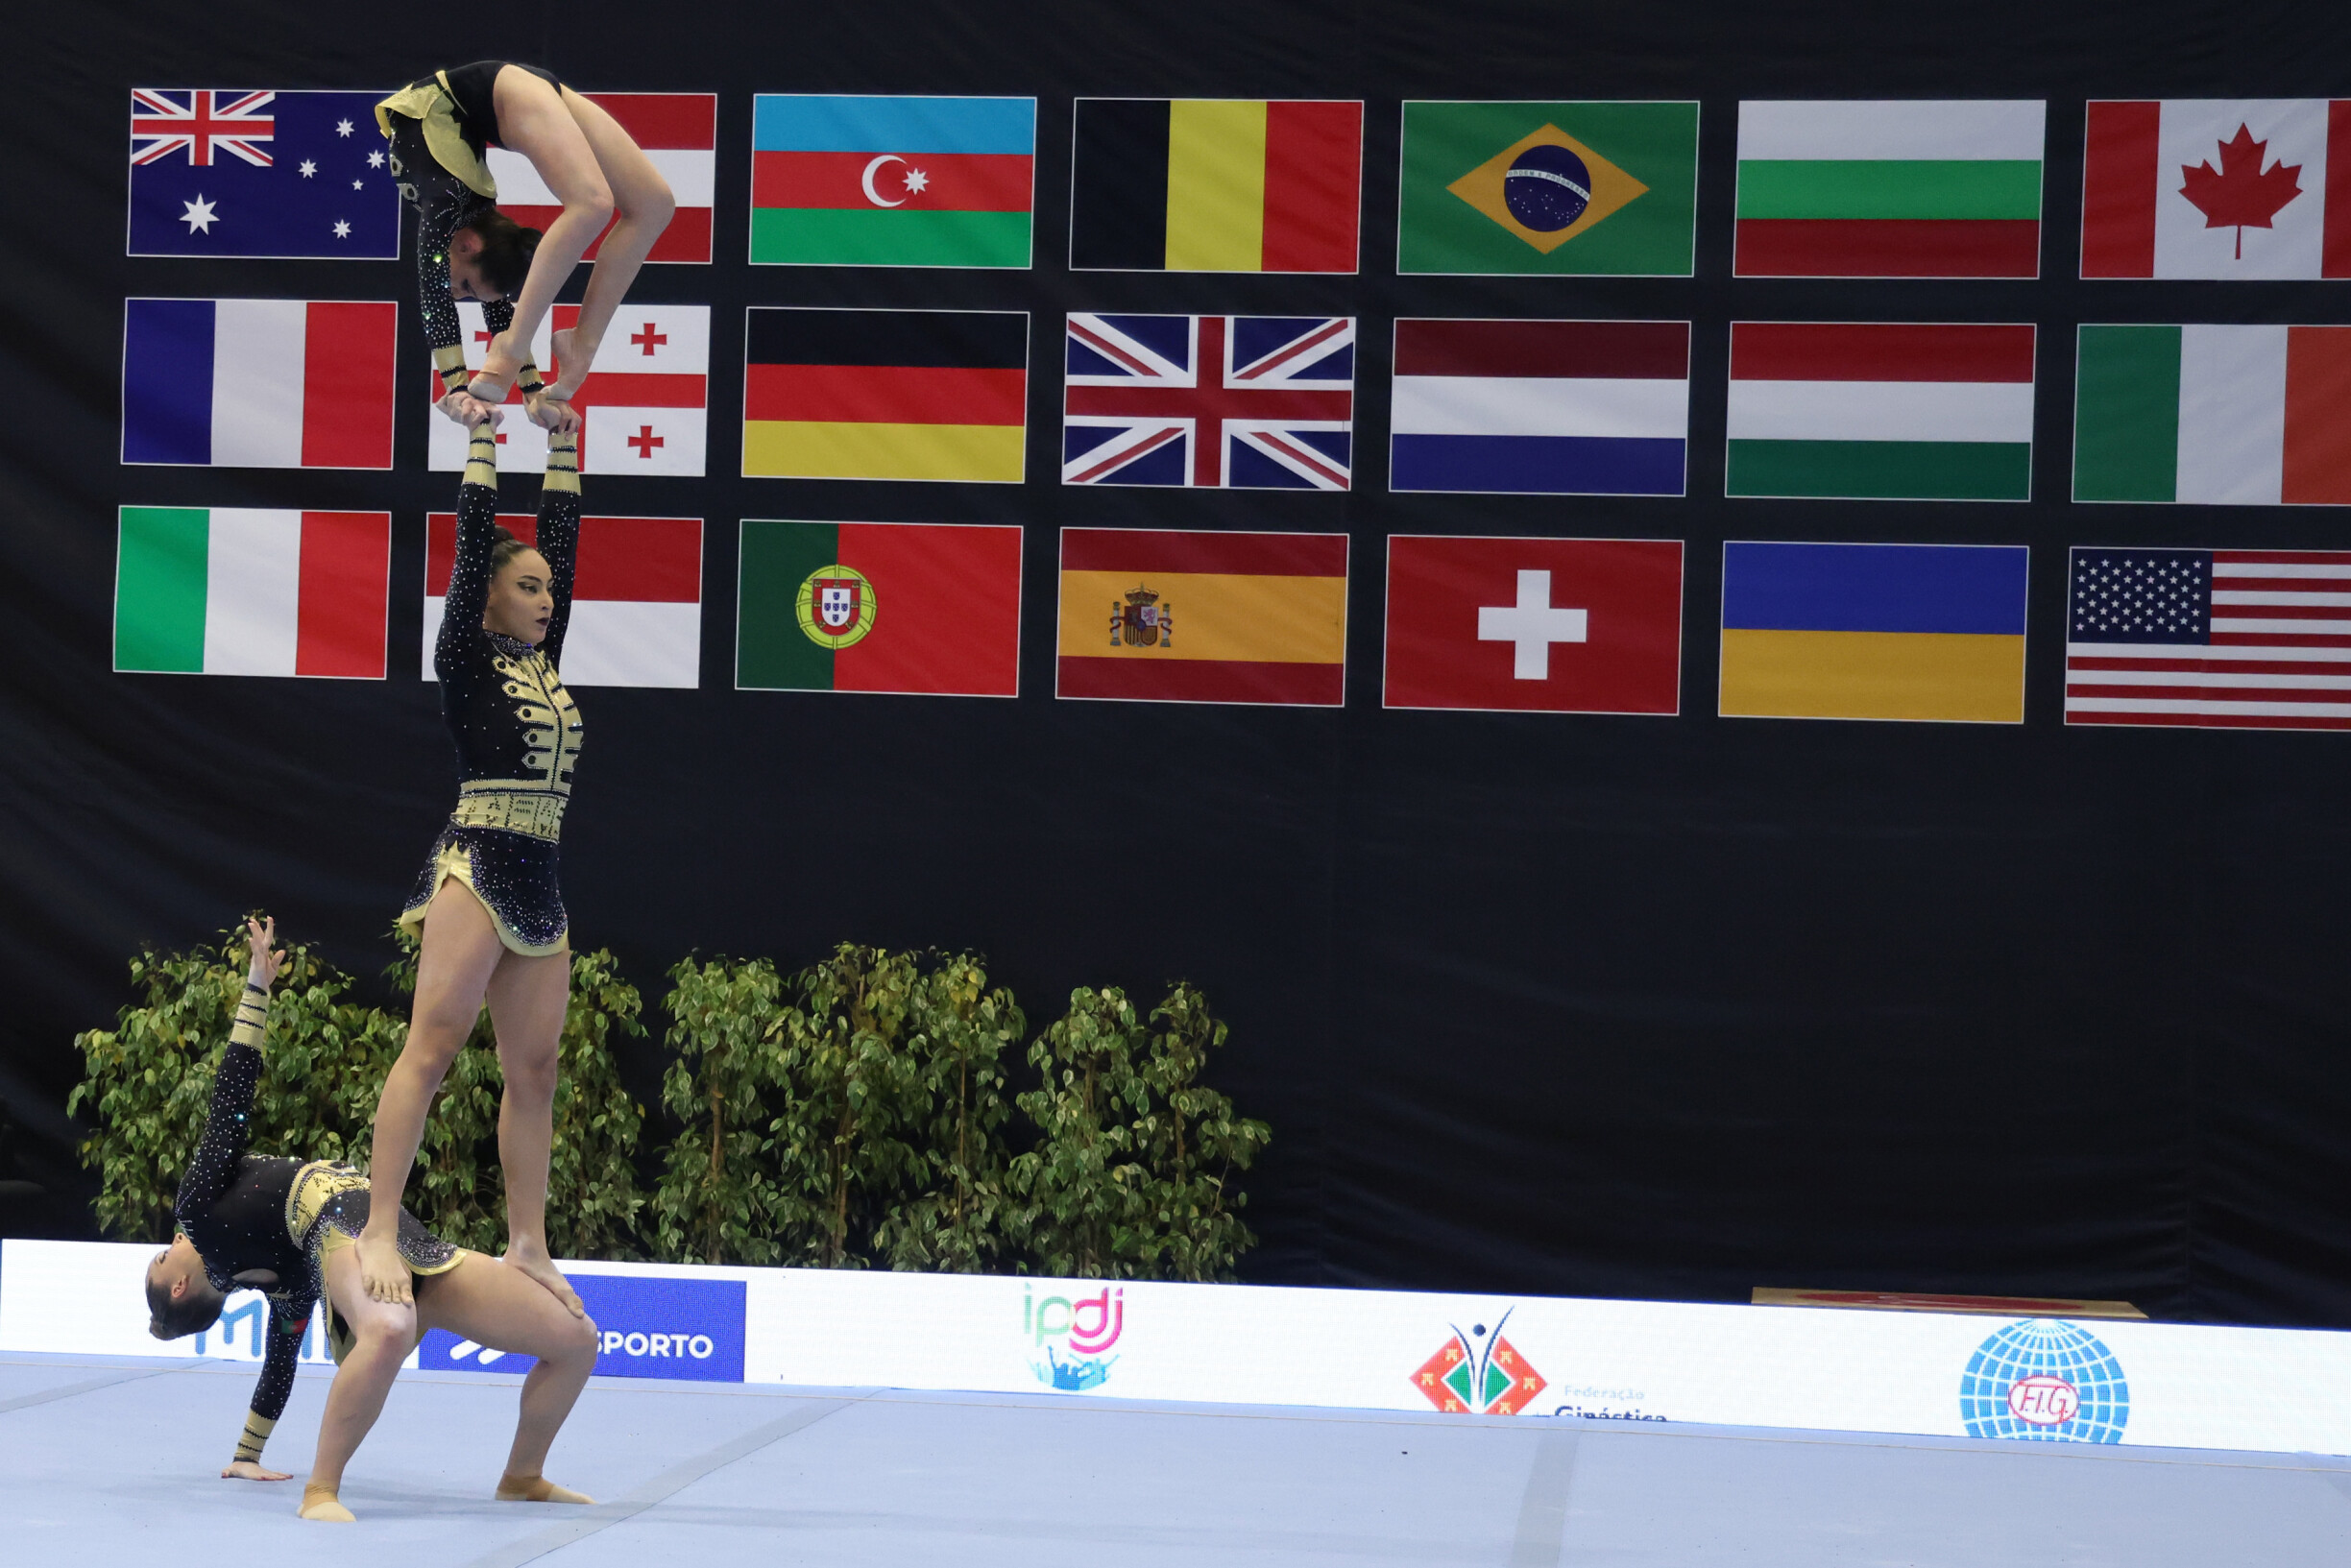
[
  {"left": 1411, "top": 1308, "right": 1547, "bottom": 1415},
  {"left": 1023, "top": 1284, "right": 1125, "bottom": 1392},
  {"left": 1959, "top": 1319, "right": 2129, "bottom": 1444}
]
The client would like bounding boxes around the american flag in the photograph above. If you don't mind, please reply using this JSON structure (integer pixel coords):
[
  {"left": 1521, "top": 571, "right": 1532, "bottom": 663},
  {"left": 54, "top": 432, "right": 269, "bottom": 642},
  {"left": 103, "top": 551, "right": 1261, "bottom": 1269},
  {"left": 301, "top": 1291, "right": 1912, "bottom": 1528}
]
[
  {"left": 131, "top": 89, "right": 275, "bottom": 166},
  {"left": 2065, "top": 547, "right": 2351, "bottom": 730},
  {"left": 1063, "top": 314, "right": 1353, "bottom": 489}
]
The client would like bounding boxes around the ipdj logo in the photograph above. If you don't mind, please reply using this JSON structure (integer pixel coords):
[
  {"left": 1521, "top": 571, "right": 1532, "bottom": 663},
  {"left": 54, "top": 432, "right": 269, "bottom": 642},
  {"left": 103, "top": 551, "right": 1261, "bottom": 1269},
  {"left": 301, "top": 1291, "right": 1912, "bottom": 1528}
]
[
  {"left": 1023, "top": 1284, "right": 1124, "bottom": 1391},
  {"left": 1411, "top": 1308, "right": 1546, "bottom": 1415},
  {"left": 1958, "top": 1319, "right": 2129, "bottom": 1444},
  {"left": 420, "top": 1272, "right": 746, "bottom": 1383}
]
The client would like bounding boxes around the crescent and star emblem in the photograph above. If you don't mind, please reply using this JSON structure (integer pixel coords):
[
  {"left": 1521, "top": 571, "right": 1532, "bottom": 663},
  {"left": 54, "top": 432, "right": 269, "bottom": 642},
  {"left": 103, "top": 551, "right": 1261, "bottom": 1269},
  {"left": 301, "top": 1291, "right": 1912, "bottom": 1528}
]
[{"left": 860, "top": 155, "right": 932, "bottom": 207}]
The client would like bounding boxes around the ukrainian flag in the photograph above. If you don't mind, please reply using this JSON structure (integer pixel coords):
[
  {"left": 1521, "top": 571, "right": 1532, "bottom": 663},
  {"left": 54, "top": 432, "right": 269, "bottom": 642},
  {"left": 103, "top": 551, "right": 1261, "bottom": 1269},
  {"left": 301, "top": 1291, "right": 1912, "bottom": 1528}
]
[{"left": 1718, "top": 542, "right": 2028, "bottom": 723}]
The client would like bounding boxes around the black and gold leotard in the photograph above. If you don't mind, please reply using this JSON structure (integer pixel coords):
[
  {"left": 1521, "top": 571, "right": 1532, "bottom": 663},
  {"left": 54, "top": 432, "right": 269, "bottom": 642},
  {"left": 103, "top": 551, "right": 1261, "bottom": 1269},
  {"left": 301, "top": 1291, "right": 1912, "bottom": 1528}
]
[
  {"left": 175, "top": 987, "right": 459, "bottom": 1465},
  {"left": 399, "top": 427, "right": 583, "bottom": 955},
  {"left": 373, "top": 62, "right": 560, "bottom": 399}
]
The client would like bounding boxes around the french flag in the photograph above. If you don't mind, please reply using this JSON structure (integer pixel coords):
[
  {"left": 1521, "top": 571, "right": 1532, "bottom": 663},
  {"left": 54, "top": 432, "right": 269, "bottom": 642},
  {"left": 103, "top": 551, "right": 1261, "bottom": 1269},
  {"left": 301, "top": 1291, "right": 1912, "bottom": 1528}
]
[
  {"left": 121, "top": 298, "right": 398, "bottom": 469},
  {"left": 1389, "top": 319, "right": 1690, "bottom": 497}
]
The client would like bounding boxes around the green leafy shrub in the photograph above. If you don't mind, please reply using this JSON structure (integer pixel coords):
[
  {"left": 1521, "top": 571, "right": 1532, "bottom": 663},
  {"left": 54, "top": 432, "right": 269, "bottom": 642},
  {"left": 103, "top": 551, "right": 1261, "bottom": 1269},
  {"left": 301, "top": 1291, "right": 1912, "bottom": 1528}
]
[
  {"left": 871, "top": 954, "right": 1024, "bottom": 1274},
  {"left": 648, "top": 955, "right": 794, "bottom": 1265}
]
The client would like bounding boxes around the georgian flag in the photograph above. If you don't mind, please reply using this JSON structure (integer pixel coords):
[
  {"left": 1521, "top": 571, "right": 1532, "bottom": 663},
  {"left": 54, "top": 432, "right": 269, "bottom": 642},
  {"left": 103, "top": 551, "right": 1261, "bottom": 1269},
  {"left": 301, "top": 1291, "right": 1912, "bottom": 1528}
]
[{"left": 426, "top": 302, "right": 710, "bottom": 475}]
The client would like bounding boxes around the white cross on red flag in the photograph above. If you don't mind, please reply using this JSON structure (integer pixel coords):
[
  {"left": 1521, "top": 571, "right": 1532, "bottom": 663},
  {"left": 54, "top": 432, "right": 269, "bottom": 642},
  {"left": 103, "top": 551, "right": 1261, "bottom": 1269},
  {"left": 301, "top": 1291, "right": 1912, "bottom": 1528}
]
[{"left": 426, "top": 302, "right": 710, "bottom": 475}]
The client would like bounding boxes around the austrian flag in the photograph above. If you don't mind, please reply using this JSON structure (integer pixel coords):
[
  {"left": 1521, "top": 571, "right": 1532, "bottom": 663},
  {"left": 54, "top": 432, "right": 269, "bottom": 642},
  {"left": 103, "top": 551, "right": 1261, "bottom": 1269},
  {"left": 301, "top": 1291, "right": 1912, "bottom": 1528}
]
[
  {"left": 488, "top": 93, "right": 716, "bottom": 262},
  {"left": 427, "top": 302, "right": 709, "bottom": 475},
  {"left": 1063, "top": 314, "right": 1354, "bottom": 489}
]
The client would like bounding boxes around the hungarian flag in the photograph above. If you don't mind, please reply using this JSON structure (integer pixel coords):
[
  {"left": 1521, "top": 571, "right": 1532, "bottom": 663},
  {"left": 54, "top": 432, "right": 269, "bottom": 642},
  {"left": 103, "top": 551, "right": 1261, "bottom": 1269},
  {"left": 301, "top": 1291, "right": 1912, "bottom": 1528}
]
[
  {"left": 736, "top": 520, "right": 1022, "bottom": 696},
  {"left": 1384, "top": 536, "right": 1683, "bottom": 713},
  {"left": 1719, "top": 542, "right": 2028, "bottom": 724},
  {"left": 1726, "top": 322, "right": 2036, "bottom": 501},
  {"left": 423, "top": 513, "right": 702, "bottom": 688},
  {"left": 2074, "top": 325, "right": 2351, "bottom": 506},
  {"left": 121, "top": 298, "right": 396, "bottom": 469},
  {"left": 751, "top": 95, "right": 1035, "bottom": 267},
  {"left": 489, "top": 92, "right": 715, "bottom": 262},
  {"left": 743, "top": 307, "right": 1029, "bottom": 482},
  {"left": 2083, "top": 100, "right": 2351, "bottom": 278},
  {"left": 114, "top": 506, "right": 388, "bottom": 678},
  {"left": 1397, "top": 101, "right": 1699, "bottom": 277},
  {"left": 1070, "top": 99, "right": 1363, "bottom": 273},
  {"left": 1390, "top": 319, "right": 1689, "bottom": 495},
  {"left": 1056, "top": 528, "right": 1347, "bottom": 706},
  {"left": 1733, "top": 100, "right": 2046, "bottom": 277},
  {"left": 426, "top": 302, "right": 709, "bottom": 476}
]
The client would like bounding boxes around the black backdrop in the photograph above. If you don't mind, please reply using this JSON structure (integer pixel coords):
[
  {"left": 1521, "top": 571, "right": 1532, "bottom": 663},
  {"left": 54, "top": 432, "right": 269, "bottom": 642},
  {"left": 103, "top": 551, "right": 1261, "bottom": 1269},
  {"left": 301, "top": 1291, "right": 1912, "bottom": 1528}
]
[{"left": 6, "top": 0, "right": 2349, "bottom": 1326}]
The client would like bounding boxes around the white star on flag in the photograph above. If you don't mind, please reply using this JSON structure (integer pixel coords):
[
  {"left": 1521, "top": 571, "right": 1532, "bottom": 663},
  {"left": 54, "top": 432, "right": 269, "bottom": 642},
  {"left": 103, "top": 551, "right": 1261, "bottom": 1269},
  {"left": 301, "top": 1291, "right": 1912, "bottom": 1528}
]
[
  {"left": 351, "top": 180, "right": 363, "bottom": 189},
  {"left": 904, "top": 167, "right": 931, "bottom": 194},
  {"left": 367, "top": 150, "right": 384, "bottom": 167},
  {"left": 180, "top": 195, "right": 217, "bottom": 232},
  {"left": 299, "top": 159, "right": 316, "bottom": 177},
  {"left": 333, "top": 219, "right": 351, "bottom": 238},
  {"left": 335, "top": 118, "right": 352, "bottom": 135}
]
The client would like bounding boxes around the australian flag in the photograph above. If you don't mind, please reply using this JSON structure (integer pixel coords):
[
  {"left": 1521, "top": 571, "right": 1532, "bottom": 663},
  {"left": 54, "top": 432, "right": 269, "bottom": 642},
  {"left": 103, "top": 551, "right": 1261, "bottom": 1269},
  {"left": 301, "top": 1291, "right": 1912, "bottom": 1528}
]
[
  {"left": 129, "top": 89, "right": 400, "bottom": 258},
  {"left": 1062, "top": 314, "right": 1355, "bottom": 489}
]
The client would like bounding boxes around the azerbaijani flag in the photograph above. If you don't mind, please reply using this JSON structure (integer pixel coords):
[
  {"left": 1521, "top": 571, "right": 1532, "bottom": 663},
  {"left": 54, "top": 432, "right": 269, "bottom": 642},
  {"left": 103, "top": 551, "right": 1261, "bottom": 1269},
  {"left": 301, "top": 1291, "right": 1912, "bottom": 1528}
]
[
  {"left": 742, "top": 307, "right": 1029, "bottom": 483},
  {"left": 1070, "top": 99, "right": 1363, "bottom": 273},
  {"left": 737, "top": 520, "right": 1022, "bottom": 697},
  {"left": 121, "top": 298, "right": 397, "bottom": 469},
  {"left": 1057, "top": 528, "right": 1347, "bottom": 706},
  {"left": 1718, "top": 542, "right": 2028, "bottom": 724},
  {"left": 424, "top": 513, "right": 703, "bottom": 688},
  {"left": 1733, "top": 101, "right": 2046, "bottom": 277},
  {"left": 114, "top": 506, "right": 388, "bottom": 678},
  {"left": 1726, "top": 323, "right": 2036, "bottom": 501},
  {"left": 2075, "top": 326, "right": 2351, "bottom": 506},
  {"left": 491, "top": 93, "right": 716, "bottom": 262},
  {"left": 750, "top": 95, "right": 1035, "bottom": 267},
  {"left": 2082, "top": 100, "right": 2351, "bottom": 279}
]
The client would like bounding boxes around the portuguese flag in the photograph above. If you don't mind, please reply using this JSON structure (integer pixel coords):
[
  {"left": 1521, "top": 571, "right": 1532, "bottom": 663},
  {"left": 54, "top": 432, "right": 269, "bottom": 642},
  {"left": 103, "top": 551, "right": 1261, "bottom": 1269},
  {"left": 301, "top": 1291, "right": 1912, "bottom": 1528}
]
[
  {"left": 115, "top": 506, "right": 388, "bottom": 678},
  {"left": 1069, "top": 99, "right": 1363, "bottom": 273},
  {"left": 742, "top": 307, "right": 1029, "bottom": 483},
  {"left": 1734, "top": 100, "right": 2047, "bottom": 277},
  {"left": 750, "top": 95, "right": 1035, "bottom": 267},
  {"left": 737, "top": 519, "right": 1022, "bottom": 696}
]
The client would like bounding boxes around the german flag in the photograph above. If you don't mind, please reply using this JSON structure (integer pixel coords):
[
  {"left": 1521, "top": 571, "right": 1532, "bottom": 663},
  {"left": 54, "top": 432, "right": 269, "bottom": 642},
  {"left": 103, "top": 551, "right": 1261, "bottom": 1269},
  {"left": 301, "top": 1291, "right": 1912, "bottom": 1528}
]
[
  {"left": 742, "top": 307, "right": 1029, "bottom": 483},
  {"left": 1070, "top": 99, "right": 1363, "bottom": 273},
  {"left": 1056, "top": 528, "right": 1348, "bottom": 706}
]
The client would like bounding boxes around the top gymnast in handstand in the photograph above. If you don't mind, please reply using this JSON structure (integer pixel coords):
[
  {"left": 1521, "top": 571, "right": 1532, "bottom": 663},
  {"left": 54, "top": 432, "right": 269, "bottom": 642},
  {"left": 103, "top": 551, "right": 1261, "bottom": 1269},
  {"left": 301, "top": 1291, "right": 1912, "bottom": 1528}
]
[
  {"left": 376, "top": 61, "right": 675, "bottom": 427},
  {"left": 356, "top": 420, "right": 588, "bottom": 1312},
  {"left": 145, "top": 919, "right": 599, "bottom": 1522}
]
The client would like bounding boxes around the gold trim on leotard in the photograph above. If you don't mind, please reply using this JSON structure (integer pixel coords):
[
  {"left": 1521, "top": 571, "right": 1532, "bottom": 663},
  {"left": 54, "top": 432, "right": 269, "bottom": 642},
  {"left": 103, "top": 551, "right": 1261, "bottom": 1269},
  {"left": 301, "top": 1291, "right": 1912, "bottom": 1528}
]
[{"left": 373, "top": 73, "right": 497, "bottom": 200}]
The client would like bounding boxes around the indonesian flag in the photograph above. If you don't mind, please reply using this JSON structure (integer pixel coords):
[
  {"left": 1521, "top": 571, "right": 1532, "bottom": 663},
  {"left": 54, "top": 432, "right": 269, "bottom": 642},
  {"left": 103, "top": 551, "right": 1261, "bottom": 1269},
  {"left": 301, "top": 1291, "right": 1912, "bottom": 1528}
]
[
  {"left": 487, "top": 92, "right": 716, "bottom": 262},
  {"left": 423, "top": 512, "right": 703, "bottom": 688},
  {"left": 426, "top": 302, "right": 710, "bottom": 476}
]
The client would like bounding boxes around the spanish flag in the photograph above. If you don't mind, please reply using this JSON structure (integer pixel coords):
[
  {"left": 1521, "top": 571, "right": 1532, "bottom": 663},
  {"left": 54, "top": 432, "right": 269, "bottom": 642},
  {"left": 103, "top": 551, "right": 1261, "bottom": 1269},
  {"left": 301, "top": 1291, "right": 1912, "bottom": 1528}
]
[
  {"left": 1069, "top": 99, "right": 1363, "bottom": 273},
  {"left": 1057, "top": 528, "right": 1348, "bottom": 706},
  {"left": 741, "top": 307, "right": 1029, "bottom": 483}
]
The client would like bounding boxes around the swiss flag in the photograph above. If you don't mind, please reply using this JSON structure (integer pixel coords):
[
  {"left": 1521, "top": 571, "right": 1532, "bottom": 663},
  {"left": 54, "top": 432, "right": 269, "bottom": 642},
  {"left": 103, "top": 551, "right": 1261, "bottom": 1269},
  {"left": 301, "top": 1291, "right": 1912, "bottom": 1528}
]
[
  {"left": 1383, "top": 536, "right": 1683, "bottom": 714},
  {"left": 427, "top": 302, "right": 710, "bottom": 475}
]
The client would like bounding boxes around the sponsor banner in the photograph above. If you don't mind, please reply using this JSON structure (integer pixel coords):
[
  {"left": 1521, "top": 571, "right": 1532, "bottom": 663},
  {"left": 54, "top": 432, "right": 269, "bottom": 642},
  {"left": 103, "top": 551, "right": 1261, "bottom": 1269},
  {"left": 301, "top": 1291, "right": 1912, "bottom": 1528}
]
[
  {"left": 12, "top": 1240, "right": 2351, "bottom": 1456},
  {"left": 422, "top": 1266, "right": 746, "bottom": 1383}
]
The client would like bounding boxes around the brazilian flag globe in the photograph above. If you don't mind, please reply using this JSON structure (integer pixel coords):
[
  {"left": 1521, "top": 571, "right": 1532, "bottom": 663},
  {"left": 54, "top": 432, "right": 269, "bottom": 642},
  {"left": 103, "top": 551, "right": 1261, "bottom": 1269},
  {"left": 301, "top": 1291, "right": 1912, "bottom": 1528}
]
[{"left": 1399, "top": 101, "right": 1699, "bottom": 276}]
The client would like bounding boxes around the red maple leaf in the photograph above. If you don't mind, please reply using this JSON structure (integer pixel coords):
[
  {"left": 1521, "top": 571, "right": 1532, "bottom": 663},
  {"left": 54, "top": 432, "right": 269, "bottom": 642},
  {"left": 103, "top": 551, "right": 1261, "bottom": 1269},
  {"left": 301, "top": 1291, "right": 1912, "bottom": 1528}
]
[{"left": 2179, "top": 124, "right": 2304, "bottom": 259}]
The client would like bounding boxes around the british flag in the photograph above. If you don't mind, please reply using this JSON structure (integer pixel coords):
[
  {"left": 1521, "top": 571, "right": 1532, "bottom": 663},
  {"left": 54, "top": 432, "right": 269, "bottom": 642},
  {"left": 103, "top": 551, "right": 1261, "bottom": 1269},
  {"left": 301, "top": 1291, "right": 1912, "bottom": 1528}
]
[
  {"left": 130, "top": 89, "right": 276, "bottom": 166},
  {"left": 1063, "top": 314, "right": 1354, "bottom": 489}
]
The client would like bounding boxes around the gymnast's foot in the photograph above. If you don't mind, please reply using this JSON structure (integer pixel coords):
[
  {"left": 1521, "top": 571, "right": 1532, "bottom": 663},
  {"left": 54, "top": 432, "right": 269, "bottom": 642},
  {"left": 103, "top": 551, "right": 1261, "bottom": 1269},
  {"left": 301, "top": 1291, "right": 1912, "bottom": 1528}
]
[
  {"left": 497, "top": 1471, "right": 594, "bottom": 1505},
  {"left": 354, "top": 1230, "right": 413, "bottom": 1306},
  {"left": 299, "top": 1483, "right": 355, "bottom": 1522},
  {"left": 504, "top": 1238, "right": 586, "bottom": 1317}
]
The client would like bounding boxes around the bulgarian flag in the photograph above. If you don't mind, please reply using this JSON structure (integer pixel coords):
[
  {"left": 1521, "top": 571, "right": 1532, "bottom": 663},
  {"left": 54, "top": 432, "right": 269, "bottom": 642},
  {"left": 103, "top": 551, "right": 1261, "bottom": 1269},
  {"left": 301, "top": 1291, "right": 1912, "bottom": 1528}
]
[
  {"left": 2074, "top": 326, "right": 2351, "bottom": 506},
  {"left": 2083, "top": 99, "right": 2351, "bottom": 278},
  {"left": 1726, "top": 322, "right": 2036, "bottom": 501},
  {"left": 1734, "top": 100, "right": 2046, "bottom": 277},
  {"left": 114, "top": 507, "right": 389, "bottom": 678}
]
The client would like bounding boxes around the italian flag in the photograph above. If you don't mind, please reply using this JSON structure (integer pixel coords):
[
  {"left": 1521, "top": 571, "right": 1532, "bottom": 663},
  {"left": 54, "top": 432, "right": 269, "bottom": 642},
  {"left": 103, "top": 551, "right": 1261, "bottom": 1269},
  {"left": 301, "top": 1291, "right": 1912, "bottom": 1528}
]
[
  {"left": 1734, "top": 100, "right": 2046, "bottom": 277},
  {"left": 2074, "top": 325, "right": 2351, "bottom": 505},
  {"left": 1726, "top": 323, "right": 2036, "bottom": 501},
  {"left": 2082, "top": 99, "right": 2351, "bottom": 278},
  {"left": 114, "top": 507, "right": 389, "bottom": 678}
]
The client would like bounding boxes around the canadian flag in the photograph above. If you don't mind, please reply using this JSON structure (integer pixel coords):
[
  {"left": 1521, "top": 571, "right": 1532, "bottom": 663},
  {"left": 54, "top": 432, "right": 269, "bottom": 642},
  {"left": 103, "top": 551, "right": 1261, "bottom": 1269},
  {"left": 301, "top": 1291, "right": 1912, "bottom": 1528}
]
[
  {"left": 486, "top": 92, "right": 715, "bottom": 263},
  {"left": 2082, "top": 99, "right": 2351, "bottom": 278},
  {"left": 427, "top": 302, "right": 710, "bottom": 475}
]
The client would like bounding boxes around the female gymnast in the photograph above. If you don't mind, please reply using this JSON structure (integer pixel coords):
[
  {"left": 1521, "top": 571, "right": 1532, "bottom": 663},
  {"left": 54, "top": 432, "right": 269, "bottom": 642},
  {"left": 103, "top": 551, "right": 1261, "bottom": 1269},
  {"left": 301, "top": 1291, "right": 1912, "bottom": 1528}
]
[
  {"left": 145, "top": 919, "right": 599, "bottom": 1522},
  {"left": 358, "top": 421, "right": 586, "bottom": 1314},
  {"left": 376, "top": 61, "right": 676, "bottom": 426}
]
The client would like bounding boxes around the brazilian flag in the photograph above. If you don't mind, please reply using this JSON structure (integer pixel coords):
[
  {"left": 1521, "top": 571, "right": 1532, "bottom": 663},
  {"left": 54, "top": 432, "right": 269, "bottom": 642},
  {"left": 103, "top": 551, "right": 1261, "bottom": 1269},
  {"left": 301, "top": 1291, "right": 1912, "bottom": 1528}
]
[{"left": 1398, "top": 101, "right": 1699, "bottom": 276}]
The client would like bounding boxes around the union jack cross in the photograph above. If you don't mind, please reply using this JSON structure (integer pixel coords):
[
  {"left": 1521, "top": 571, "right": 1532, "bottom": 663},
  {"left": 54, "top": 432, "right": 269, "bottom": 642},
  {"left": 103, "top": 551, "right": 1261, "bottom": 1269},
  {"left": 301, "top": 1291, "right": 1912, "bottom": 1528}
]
[
  {"left": 1063, "top": 314, "right": 1354, "bottom": 490},
  {"left": 130, "top": 89, "right": 276, "bottom": 167}
]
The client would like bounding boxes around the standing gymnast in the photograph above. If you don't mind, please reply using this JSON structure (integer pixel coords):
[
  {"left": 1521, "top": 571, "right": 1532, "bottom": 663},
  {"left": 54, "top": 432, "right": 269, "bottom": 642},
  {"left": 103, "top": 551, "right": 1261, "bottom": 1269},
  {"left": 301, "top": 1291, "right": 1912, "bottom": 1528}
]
[
  {"left": 376, "top": 61, "right": 676, "bottom": 426},
  {"left": 357, "top": 422, "right": 587, "bottom": 1313},
  {"left": 145, "top": 919, "right": 599, "bottom": 1522}
]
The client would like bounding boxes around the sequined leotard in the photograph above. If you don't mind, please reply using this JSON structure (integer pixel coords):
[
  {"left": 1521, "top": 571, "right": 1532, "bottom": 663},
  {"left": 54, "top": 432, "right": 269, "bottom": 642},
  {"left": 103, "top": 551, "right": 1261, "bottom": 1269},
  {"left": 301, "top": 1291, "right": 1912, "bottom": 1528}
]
[
  {"left": 399, "top": 426, "right": 583, "bottom": 955},
  {"left": 175, "top": 986, "right": 459, "bottom": 1465},
  {"left": 373, "top": 63, "right": 559, "bottom": 399}
]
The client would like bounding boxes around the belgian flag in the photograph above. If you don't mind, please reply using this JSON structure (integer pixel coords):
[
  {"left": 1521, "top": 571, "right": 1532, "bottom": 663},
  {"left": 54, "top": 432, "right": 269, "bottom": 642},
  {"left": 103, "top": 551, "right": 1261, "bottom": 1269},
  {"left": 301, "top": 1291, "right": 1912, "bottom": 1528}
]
[
  {"left": 741, "top": 307, "right": 1030, "bottom": 483},
  {"left": 1070, "top": 99, "right": 1363, "bottom": 273}
]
